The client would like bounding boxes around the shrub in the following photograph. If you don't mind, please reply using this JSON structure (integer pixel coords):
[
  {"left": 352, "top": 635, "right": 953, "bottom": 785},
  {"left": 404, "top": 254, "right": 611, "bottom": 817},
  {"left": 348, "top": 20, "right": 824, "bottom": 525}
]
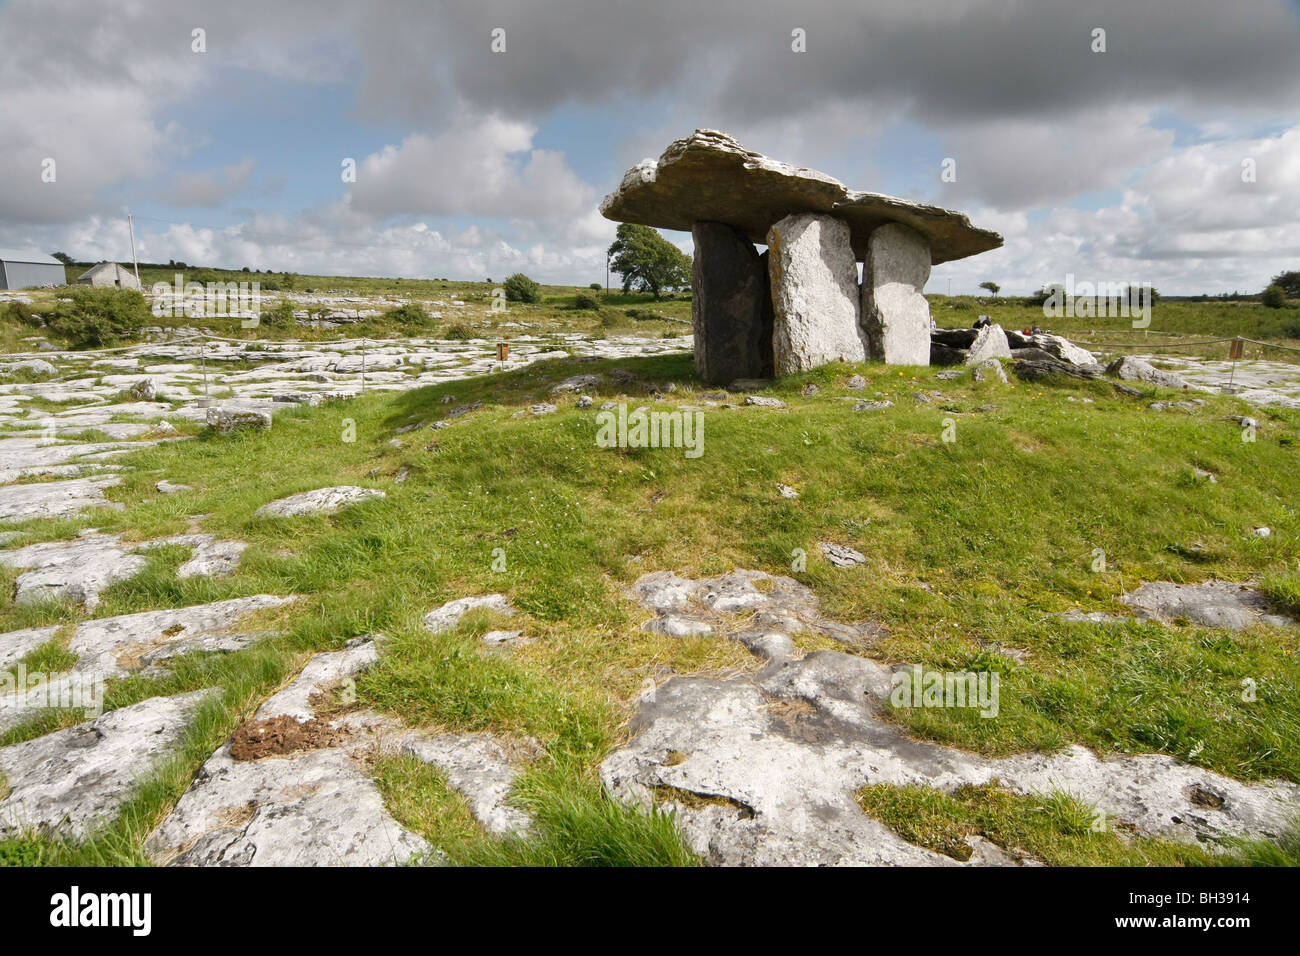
[
  {"left": 384, "top": 303, "right": 430, "bottom": 329},
  {"left": 1, "top": 301, "right": 40, "bottom": 327},
  {"left": 1262, "top": 284, "right": 1287, "bottom": 309},
  {"left": 442, "top": 323, "right": 472, "bottom": 340},
  {"left": 503, "top": 273, "right": 541, "bottom": 304},
  {"left": 47, "top": 287, "right": 149, "bottom": 349},
  {"left": 589, "top": 283, "right": 602, "bottom": 291},
  {"left": 574, "top": 292, "right": 601, "bottom": 310},
  {"left": 257, "top": 301, "right": 296, "bottom": 327}
]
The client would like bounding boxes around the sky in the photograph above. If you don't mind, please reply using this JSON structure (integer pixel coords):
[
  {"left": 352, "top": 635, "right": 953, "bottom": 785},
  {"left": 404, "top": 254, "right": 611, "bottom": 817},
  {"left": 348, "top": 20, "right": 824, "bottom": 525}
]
[{"left": 1, "top": 0, "right": 1298, "bottom": 295}]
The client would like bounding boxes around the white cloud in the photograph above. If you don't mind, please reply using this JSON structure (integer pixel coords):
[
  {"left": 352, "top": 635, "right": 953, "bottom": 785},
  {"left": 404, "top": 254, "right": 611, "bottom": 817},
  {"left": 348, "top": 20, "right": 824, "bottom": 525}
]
[{"left": 342, "top": 116, "right": 597, "bottom": 223}]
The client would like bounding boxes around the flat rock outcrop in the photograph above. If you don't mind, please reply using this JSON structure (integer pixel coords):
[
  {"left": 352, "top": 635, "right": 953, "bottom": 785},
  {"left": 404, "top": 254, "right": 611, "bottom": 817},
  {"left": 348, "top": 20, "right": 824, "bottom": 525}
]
[
  {"left": 145, "top": 640, "right": 432, "bottom": 866},
  {"left": 0, "top": 595, "right": 295, "bottom": 731},
  {"left": 0, "top": 691, "right": 212, "bottom": 839},
  {"left": 1121, "top": 580, "right": 1295, "bottom": 631},
  {"left": 254, "top": 486, "right": 385, "bottom": 518},
  {"left": 601, "top": 647, "right": 1300, "bottom": 866}
]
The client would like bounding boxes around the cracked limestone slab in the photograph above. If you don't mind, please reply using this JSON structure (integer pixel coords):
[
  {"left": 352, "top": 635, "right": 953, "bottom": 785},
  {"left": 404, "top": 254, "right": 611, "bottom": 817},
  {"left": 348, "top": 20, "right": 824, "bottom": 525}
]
[
  {"left": 66, "top": 594, "right": 299, "bottom": 682},
  {"left": 422, "top": 594, "right": 515, "bottom": 635},
  {"left": 1121, "top": 580, "right": 1295, "bottom": 631},
  {"left": 0, "top": 532, "right": 148, "bottom": 611},
  {"left": 0, "top": 532, "right": 248, "bottom": 612},
  {"left": 0, "top": 624, "right": 59, "bottom": 671},
  {"left": 254, "top": 485, "right": 386, "bottom": 518},
  {"left": 601, "top": 650, "right": 1300, "bottom": 866},
  {"left": 145, "top": 640, "right": 431, "bottom": 867},
  {"left": 1, "top": 595, "right": 296, "bottom": 733},
  {"left": 402, "top": 733, "right": 536, "bottom": 836},
  {"left": 0, "top": 690, "right": 212, "bottom": 839},
  {"left": 138, "top": 533, "right": 248, "bottom": 580},
  {"left": 628, "top": 569, "right": 877, "bottom": 651},
  {"left": 0, "top": 475, "right": 123, "bottom": 523}
]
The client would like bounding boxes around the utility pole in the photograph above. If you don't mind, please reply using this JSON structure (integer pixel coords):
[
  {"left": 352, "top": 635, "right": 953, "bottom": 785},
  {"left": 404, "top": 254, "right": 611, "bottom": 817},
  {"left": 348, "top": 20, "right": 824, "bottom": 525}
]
[{"left": 126, "top": 209, "right": 141, "bottom": 287}]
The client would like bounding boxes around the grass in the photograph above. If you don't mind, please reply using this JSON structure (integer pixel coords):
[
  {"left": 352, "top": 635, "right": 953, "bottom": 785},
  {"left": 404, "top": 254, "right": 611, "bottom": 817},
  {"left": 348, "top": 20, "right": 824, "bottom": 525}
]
[
  {"left": 856, "top": 782, "right": 1218, "bottom": 865},
  {"left": 1, "top": 308, "right": 1299, "bottom": 865},
  {"left": 1225, "top": 818, "right": 1300, "bottom": 866}
]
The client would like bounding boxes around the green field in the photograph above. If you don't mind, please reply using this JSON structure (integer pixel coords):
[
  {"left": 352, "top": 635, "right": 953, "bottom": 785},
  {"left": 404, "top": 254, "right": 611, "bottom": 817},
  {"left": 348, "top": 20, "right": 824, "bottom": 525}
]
[{"left": 1, "top": 340, "right": 1298, "bottom": 864}]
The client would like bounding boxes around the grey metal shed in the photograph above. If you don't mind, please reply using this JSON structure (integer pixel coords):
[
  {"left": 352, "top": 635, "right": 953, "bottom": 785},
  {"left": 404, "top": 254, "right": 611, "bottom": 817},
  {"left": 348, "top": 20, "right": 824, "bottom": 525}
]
[{"left": 0, "top": 249, "right": 66, "bottom": 289}]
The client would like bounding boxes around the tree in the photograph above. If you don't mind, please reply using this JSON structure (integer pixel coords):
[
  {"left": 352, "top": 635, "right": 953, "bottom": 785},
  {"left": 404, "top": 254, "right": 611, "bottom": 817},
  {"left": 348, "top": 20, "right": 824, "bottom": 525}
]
[
  {"left": 1269, "top": 270, "right": 1300, "bottom": 298},
  {"left": 979, "top": 281, "right": 1000, "bottom": 296},
  {"left": 51, "top": 252, "right": 74, "bottom": 265},
  {"left": 504, "top": 273, "right": 541, "bottom": 303},
  {"left": 608, "top": 224, "right": 691, "bottom": 300},
  {"left": 1262, "top": 284, "right": 1287, "bottom": 309}
]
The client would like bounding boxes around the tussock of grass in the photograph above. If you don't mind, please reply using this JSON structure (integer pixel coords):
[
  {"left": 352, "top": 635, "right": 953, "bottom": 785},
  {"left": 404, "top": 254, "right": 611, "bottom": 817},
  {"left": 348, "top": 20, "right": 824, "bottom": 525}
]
[
  {"left": 1225, "top": 817, "right": 1300, "bottom": 866},
  {"left": 857, "top": 782, "right": 1216, "bottom": 866},
  {"left": 444, "top": 770, "right": 698, "bottom": 867}
]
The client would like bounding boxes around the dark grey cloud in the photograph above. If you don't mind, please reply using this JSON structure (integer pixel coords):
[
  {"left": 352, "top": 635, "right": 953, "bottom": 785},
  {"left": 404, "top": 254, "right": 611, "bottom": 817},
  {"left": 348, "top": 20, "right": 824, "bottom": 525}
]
[{"left": 347, "top": 1, "right": 1300, "bottom": 128}]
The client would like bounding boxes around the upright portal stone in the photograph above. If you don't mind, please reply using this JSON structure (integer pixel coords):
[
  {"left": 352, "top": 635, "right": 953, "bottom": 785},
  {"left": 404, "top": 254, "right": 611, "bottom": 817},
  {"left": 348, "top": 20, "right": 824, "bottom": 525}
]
[
  {"left": 767, "top": 213, "right": 865, "bottom": 373},
  {"left": 691, "top": 221, "right": 774, "bottom": 385},
  {"left": 861, "top": 223, "right": 932, "bottom": 366}
]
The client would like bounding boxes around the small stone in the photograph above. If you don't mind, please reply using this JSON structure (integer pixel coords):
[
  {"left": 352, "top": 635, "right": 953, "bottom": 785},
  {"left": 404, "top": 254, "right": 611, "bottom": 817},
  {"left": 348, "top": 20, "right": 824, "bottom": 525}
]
[
  {"left": 553, "top": 374, "right": 602, "bottom": 394},
  {"left": 853, "top": 400, "right": 893, "bottom": 412},
  {"left": 745, "top": 395, "right": 786, "bottom": 408},
  {"left": 845, "top": 375, "right": 867, "bottom": 389},
  {"left": 1252, "top": 527, "right": 1271, "bottom": 538},
  {"left": 530, "top": 403, "right": 558, "bottom": 416},
  {"left": 576, "top": 395, "right": 594, "bottom": 409},
  {"left": 156, "top": 479, "right": 192, "bottom": 495},
  {"left": 481, "top": 629, "right": 527, "bottom": 646},
  {"left": 643, "top": 616, "right": 714, "bottom": 637},
  {"left": 127, "top": 378, "right": 157, "bottom": 401},
  {"left": 802, "top": 383, "right": 820, "bottom": 397},
  {"left": 973, "top": 358, "right": 1008, "bottom": 384},
  {"left": 207, "top": 406, "right": 272, "bottom": 434},
  {"left": 819, "top": 542, "right": 866, "bottom": 567},
  {"left": 776, "top": 483, "right": 799, "bottom": 499}
]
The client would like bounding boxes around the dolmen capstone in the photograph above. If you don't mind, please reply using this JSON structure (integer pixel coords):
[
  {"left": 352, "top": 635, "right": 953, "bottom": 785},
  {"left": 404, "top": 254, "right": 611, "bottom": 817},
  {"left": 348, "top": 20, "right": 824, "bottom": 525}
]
[{"left": 601, "top": 130, "right": 1003, "bottom": 384}]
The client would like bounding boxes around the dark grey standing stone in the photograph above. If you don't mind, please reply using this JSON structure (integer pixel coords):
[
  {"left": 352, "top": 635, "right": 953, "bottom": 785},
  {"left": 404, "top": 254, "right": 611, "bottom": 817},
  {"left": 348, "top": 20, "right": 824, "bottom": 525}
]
[{"left": 691, "top": 221, "right": 773, "bottom": 386}]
